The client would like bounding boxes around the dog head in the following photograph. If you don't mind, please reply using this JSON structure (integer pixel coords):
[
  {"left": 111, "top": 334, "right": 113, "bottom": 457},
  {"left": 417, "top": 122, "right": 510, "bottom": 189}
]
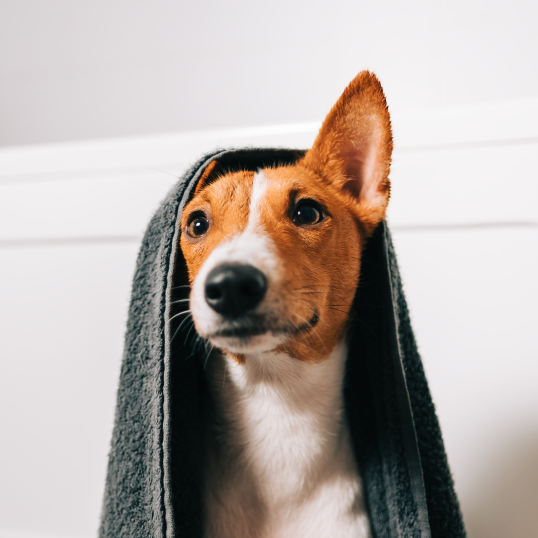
[{"left": 179, "top": 71, "right": 392, "bottom": 362}]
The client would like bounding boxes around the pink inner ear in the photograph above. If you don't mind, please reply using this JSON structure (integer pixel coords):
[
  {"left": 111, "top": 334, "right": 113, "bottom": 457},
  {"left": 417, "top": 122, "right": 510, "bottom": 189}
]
[
  {"left": 340, "top": 137, "right": 378, "bottom": 203},
  {"left": 342, "top": 154, "right": 366, "bottom": 199}
]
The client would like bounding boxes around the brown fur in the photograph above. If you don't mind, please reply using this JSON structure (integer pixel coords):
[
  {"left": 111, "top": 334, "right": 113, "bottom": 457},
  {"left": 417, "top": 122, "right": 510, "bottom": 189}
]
[
  {"left": 181, "top": 170, "right": 255, "bottom": 282},
  {"left": 301, "top": 70, "right": 392, "bottom": 236},
  {"left": 180, "top": 71, "right": 392, "bottom": 363}
]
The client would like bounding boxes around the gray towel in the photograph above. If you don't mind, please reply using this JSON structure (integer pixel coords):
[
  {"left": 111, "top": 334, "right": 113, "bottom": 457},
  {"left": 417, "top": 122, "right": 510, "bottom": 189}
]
[{"left": 99, "top": 148, "right": 466, "bottom": 538}]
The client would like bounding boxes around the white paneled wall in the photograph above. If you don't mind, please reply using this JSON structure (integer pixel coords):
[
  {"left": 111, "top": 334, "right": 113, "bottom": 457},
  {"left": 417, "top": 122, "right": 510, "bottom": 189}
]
[{"left": 0, "top": 101, "right": 537, "bottom": 538}]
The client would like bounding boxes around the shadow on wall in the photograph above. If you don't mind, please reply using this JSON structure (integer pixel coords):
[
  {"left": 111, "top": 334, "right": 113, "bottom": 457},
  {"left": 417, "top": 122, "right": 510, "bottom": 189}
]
[{"left": 463, "top": 431, "right": 538, "bottom": 538}]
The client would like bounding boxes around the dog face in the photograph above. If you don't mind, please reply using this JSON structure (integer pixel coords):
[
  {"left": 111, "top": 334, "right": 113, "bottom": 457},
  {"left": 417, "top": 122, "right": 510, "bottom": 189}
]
[{"left": 179, "top": 71, "right": 392, "bottom": 362}]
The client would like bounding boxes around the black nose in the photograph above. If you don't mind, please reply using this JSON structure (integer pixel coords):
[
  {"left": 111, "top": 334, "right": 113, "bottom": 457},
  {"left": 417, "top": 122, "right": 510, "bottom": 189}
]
[{"left": 205, "top": 263, "right": 267, "bottom": 318}]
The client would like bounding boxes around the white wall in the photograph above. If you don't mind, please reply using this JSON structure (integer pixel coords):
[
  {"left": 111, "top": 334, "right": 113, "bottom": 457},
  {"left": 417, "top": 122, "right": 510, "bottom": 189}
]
[
  {"left": 0, "top": 99, "right": 537, "bottom": 538},
  {"left": 1, "top": 0, "right": 538, "bottom": 146}
]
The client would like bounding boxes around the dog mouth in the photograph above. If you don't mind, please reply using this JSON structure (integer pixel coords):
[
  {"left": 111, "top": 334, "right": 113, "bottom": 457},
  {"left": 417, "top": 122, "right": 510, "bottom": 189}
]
[{"left": 207, "top": 311, "right": 319, "bottom": 341}]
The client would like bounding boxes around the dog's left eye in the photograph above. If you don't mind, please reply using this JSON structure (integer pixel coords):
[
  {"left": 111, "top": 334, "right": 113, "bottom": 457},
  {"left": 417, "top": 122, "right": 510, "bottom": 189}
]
[
  {"left": 293, "top": 200, "right": 323, "bottom": 226},
  {"left": 187, "top": 214, "right": 209, "bottom": 237}
]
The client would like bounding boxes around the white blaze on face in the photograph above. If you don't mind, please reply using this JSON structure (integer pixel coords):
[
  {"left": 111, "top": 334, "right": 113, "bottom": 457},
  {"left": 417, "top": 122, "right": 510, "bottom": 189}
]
[
  {"left": 245, "top": 169, "right": 267, "bottom": 233},
  {"left": 190, "top": 171, "right": 285, "bottom": 353}
]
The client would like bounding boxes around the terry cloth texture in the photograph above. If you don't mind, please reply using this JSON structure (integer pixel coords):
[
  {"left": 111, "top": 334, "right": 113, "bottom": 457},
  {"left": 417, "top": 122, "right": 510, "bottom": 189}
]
[{"left": 99, "top": 148, "right": 467, "bottom": 538}]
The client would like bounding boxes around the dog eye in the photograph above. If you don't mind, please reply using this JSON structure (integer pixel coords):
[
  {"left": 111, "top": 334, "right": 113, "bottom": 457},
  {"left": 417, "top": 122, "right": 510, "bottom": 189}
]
[
  {"left": 187, "top": 215, "right": 209, "bottom": 237},
  {"left": 293, "top": 200, "right": 323, "bottom": 226}
]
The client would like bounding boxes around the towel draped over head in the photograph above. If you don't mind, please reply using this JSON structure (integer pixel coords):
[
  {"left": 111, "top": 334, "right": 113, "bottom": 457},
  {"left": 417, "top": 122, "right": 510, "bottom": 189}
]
[{"left": 99, "top": 148, "right": 467, "bottom": 538}]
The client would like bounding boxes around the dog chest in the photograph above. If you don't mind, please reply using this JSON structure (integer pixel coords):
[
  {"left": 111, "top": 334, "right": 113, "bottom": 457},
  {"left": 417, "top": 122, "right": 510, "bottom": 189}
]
[{"left": 201, "top": 345, "right": 371, "bottom": 538}]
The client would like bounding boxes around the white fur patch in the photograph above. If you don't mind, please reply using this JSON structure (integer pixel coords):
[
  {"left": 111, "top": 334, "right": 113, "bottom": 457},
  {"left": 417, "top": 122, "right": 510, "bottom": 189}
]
[
  {"left": 203, "top": 342, "right": 370, "bottom": 538},
  {"left": 247, "top": 170, "right": 268, "bottom": 231},
  {"left": 190, "top": 171, "right": 287, "bottom": 353}
]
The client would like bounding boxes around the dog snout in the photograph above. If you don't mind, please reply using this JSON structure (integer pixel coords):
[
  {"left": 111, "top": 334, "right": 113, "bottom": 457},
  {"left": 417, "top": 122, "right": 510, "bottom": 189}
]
[{"left": 204, "top": 263, "right": 267, "bottom": 318}]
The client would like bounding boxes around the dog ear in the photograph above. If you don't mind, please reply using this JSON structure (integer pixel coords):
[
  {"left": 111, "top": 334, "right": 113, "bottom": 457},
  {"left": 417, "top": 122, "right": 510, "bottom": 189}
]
[
  {"left": 301, "top": 71, "right": 393, "bottom": 235},
  {"left": 194, "top": 160, "right": 223, "bottom": 196}
]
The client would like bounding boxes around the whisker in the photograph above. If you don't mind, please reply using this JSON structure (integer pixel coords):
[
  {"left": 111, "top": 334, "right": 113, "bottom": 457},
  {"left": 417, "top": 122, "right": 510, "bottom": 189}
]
[
  {"left": 145, "top": 166, "right": 181, "bottom": 179},
  {"left": 172, "top": 284, "right": 192, "bottom": 290},
  {"left": 324, "top": 290, "right": 359, "bottom": 319},
  {"left": 328, "top": 307, "right": 347, "bottom": 314},
  {"left": 294, "top": 286, "right": 327, "bottom": 292},
  {"left": 293, "top": 313, "right": 327, "bottom": 353},
  {"left": 181, "top": 328, "right": 201, "bottom": 360},
  {"left": 171, "top": 316, "right": 193, "bottom": 342},
  {"left": 203, "top": 342, "right": 214, "bottom": 370},
  {"left": 223, "top": 356, "right": 228, "bottom": 387},
  {"left": 299, "top": 291, "right": 350, "bottom": 298},
  {"left": 194, "top": 335, "right": 206, "bottom": 358},
  {"left": 289, "top": 170, "right": 307, "bottom": 183},
  {"left": 184, "top": 322, "right": 197, "bottom": 346},
  {"left": 169, "top": 309, "right": 192, "bottom": 322},
  {"left": 171, "top": 298, "right": 191, "bottom": 305},
  {"left": 362, "top": 259, "right": 383, "bottom": 269}
]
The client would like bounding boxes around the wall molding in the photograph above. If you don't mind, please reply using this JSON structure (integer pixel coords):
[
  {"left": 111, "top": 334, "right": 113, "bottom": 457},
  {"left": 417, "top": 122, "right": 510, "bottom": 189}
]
[
  {"left": 1, "top": 97, "right": 537, "bottom": 178},
  {"left": 1, "top": 97, "right": 537, "bottom": 244}
]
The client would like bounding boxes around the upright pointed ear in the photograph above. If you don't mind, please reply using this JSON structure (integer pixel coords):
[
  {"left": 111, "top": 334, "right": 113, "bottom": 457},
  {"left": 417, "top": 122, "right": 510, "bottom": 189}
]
[{"left": 300, "top": 71, "right": 393, "bottom": 235}]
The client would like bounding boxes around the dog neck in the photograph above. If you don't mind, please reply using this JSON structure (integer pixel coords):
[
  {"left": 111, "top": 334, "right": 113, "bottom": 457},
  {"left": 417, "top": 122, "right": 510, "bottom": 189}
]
[{"left": 204, "top": 340, "right": 353, "bottom": 505}]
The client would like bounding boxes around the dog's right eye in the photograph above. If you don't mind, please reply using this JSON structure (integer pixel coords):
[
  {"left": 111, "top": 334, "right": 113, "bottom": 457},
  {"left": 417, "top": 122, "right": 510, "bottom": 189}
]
[
  {"left": 293, "top": 200, "right": 324, "bottom": 226},
  {"left": 187, "top": 214, "right": 209, "bottom": 237}
]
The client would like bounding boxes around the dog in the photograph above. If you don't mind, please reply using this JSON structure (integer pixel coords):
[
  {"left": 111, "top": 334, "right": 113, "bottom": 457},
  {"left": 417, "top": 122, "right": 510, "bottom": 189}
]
[{"left": 179, "top": 71, "right": 392, "bottom": 538}]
